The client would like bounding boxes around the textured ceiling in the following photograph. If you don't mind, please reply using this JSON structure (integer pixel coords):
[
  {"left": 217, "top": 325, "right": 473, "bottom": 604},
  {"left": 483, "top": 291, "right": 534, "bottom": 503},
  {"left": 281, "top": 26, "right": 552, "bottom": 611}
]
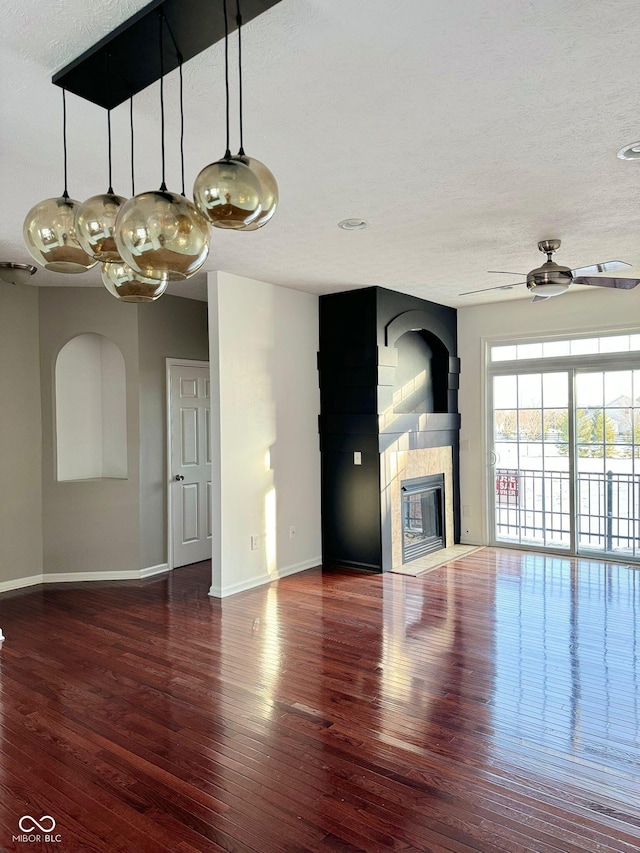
[{"left": 3, "top": 0, "right": 640, "bottom": 306}]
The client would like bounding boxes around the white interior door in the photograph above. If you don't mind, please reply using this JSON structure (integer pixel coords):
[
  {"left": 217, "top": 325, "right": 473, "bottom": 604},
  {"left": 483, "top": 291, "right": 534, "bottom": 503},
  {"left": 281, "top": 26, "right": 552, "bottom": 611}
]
[{"left": 169, "top": 362, "right": 212, "bottom": 568}]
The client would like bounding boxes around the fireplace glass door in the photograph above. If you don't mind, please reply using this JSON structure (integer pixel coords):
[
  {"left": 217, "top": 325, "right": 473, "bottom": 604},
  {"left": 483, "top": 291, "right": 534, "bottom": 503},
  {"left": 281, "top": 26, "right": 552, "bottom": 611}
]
[{"left": 401, "top": 475, "right": 445, "bottom": 563}]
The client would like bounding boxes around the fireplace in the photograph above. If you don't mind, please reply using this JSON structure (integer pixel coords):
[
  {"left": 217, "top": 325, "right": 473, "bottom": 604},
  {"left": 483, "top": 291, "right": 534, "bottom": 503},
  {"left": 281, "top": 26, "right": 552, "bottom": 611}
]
[{"left": 401, "top": 474, "right": 445, "bottom": 563}]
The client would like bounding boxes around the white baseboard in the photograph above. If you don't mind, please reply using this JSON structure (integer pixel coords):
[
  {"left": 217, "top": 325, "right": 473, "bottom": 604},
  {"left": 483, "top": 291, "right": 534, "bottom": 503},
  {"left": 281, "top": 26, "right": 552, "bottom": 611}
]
[
  {"left": 0, "top": 563, "right": 171, "bottom": 596},
  {"left": 209, "top": 556, "right": 321, "bottom": 599},
  {"left": 44, "top": 570, "right": 141, "bottom": 583},
  {"left": 139, "top": 562, "right": 170, "bottom": 579},
  {"left": 0, "top": 574, "right": 43, "bottom": 594}
]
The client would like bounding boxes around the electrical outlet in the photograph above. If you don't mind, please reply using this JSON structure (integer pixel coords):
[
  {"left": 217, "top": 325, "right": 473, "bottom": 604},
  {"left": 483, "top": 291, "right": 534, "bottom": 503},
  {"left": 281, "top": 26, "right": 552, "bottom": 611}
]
[
  {"left": 250, "top": 535, "right": 259, "bottom": 550},
  {"left": 463, "top": 505, "right": 470, "bottom": 518},
  {"left": 460, "top": 439, "right": 470, "bottom": 452},
  {"left": 289, "top": 525, "right": 296, "bottom": 540}
]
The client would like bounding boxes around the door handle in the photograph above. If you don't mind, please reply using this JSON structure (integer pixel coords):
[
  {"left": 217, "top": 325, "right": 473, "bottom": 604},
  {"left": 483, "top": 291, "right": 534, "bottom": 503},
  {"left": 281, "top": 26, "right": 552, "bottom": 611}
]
[
  {"left": 489, "top": 451, "right": 498, "bottom": 466},
  {"left": 175, "top": 474, "right": 185, "bottom": 481}
]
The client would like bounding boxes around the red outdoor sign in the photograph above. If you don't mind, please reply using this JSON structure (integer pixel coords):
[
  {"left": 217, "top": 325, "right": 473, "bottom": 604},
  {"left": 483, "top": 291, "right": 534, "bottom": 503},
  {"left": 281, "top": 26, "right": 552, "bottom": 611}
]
[{"left": 496, "top": 472, "right": 519, "bottom": 504}]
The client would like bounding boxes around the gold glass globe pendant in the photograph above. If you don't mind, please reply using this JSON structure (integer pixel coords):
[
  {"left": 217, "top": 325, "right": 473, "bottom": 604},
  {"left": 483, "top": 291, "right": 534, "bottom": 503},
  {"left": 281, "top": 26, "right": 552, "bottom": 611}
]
[
  {"left": 193, "top": 0, "right": 276, "bottom": 230},
  {"left": 104, "top": 97, "right": 172, "bottom": 303},
  {"left": 228, "top": 2, "right": 278, "bottom": 230},
  {"left": 101, "top": 260, "right": 167, "bottom": 302},
  {"left": 115, "top": 188, "right": 210, "bottom": 281},
  {"left": 114, "top": 14, "right": 210, "bottom": 283},
  {"left": 76, "top": 109, "right": 126, "bottom": 263},
  {"left": 194, "top": 153, "right": 262, "bottom": 229},
  {"left": 23, "top": 90, "right": 98, "bottom": 273}
]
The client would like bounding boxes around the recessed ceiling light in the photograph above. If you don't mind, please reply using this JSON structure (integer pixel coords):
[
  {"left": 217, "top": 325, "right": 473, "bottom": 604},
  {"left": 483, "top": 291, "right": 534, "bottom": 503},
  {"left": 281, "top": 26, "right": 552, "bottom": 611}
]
[
  {"left": 617, "top": 142, "right": 640, "bottom": 160},
  {"left": 338, "top": 218, "right": 368, "bottom": 231}
]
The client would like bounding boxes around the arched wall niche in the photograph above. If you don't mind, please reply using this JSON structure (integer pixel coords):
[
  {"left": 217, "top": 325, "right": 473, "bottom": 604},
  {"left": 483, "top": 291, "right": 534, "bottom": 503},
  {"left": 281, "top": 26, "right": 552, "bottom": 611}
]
[
  {"left": 55, "top": 333, "right": 127, "bottom": 481},
  {"left": 385, "top": 310, "right": 455, "bottom": 416}
]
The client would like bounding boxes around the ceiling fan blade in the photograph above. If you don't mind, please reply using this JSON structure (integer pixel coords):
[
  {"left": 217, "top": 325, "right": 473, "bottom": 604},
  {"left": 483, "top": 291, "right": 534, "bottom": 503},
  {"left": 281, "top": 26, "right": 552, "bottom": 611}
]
[
  {"left": 459, "top": 282, "right": 526, "bottom": 296},
  {"left": 571, "top": 260, "right": 631, "bottom": 276},
  {"left": 572, "top": 276, "right": 640, "bottom": 290},
  {"left": 487, "top": 270, "right": 528, "bottom": 275}
]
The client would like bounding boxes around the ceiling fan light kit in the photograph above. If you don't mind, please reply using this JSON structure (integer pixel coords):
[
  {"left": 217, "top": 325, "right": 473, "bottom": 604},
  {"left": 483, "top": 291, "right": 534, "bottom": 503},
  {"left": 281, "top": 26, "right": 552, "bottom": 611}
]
[
  {"left": 22, "top": 0, "right": 279, "bottom": 302},
  {"left": 461, "top": 239, "right": 640, "bottom": 303}
]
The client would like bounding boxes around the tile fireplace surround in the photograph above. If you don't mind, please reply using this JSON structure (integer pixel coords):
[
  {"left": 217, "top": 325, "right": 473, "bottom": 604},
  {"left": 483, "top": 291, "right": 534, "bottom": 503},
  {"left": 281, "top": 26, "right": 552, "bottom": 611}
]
[{"left": 382, "top": 445, "right": 454, "bottom": 570}]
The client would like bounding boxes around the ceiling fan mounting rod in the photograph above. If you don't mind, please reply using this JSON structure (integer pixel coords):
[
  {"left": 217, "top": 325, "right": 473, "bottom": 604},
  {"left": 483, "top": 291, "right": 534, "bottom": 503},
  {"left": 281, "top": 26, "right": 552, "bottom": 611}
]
[{"left": 538, "top": 238, "right": 561, "bottom": 262}]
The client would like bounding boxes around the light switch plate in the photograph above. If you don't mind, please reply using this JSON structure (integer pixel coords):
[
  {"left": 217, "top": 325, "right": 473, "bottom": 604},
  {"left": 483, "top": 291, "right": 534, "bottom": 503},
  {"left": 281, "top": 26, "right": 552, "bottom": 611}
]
[{"left": 354, "top": 451, "right": 362, "bottom": 465}]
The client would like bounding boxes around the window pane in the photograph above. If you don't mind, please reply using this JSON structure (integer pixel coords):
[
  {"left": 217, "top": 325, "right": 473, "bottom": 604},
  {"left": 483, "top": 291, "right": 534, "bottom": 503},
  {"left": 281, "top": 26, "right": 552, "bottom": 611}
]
[
  {"left": 494, "top": 375, "right": 518, "bottom": 408},
  {"left": 542, "top": 372, "right": 568, "bottom": 407},
  {"left": 576, "top": 372, "right": 603, "bottom": 407},
  {"left": 542, "top": 340, "right": 570, "bottom": 357},
  {"left": 518, "top": 374, "right": 542, "bottom": 408},
  {"left": 543, "top": 409, "right": 567, "bottom": 442},
  {"left": 518, "top": 443, "right": 543, "bottom": 469},
  {"left": 518, "top": 409, "right": 542, "bottom": 441},
  {"left": 517, "top": 342, "right": 543, "bottom": 360},
  {"left": 492, "top": 345, "right": 517, "bottom": 362},
  {"left": 605, "top": 370, "right": 632, "bottom": 404},
  {"left": 494, "top": 409, "right": 517, "bottom": 439},
  {"left": 599, "top": 335, "right": 629, "bottom": 353},
  {"left": 571, "top": 338, "right": 599, "bottom": 355}
]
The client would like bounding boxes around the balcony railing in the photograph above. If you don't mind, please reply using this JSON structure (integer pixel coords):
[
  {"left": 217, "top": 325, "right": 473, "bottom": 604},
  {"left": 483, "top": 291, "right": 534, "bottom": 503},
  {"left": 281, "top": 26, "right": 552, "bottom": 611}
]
[{"left": 495, "top": 468, "right": 640, "bottom": 557}]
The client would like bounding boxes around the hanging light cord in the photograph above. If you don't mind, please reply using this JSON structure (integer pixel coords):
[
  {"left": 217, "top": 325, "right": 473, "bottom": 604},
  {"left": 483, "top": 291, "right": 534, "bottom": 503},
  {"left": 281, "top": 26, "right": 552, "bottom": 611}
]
[
  {"left": 130, "top": 94, "right": 135, "bottom": 196},
  {"left": 179, "top": 58, "right": 185, "bottom": 196},
  {"left": 164, "top": 14, "right": 186, "bottom": 196},
  {"left": 159, "top": 11, "right": 167, "bottom": 192},
  {"left": 236, "top": 0, "right": 245, "bottom": 156},
  {"left": 62, "top": 88, "right": 69, "bottom": 199},
  {"left": 223, "top": 0, "right": 231, "bottom": 159},
  {"left": 107, "top": 108, "right": 114, "bottom": 194},
  {"left": 106, "top": 51, "right": 114, "bottom": 194}
]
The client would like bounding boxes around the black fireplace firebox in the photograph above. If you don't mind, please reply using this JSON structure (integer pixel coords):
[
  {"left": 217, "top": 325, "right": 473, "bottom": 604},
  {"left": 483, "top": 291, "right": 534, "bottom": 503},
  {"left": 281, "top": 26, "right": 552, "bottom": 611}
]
[{"left": 401, "top": 474, "right": 445, "bottom": 563}]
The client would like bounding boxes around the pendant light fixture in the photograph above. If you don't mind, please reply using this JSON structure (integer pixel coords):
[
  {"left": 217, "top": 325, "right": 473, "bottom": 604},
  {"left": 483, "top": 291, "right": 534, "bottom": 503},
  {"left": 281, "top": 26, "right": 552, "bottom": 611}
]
[
  {"left": 115, "top": 12, "right": 210, "bottom": 282},
  {"left": 193, "top": 0, "right": 263, "bottom": 230},
  {"left": 75, "top": 57, "right": 127, "bottom": 264},
  {"left": 232, "top": 0, "right": 278, "bottom": 230},
  {"left": 23, "top": 89, "right": 98, "bottom": 273},
  {"left": 103, "top": 95, "right": 168, "bottom": 303}
]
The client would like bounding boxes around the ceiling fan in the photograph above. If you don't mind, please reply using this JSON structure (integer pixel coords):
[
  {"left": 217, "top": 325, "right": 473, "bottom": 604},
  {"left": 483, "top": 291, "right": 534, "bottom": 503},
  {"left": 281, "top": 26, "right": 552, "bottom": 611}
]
[{"left": 460, "top": 239, "right": 640, "bottom": 302}]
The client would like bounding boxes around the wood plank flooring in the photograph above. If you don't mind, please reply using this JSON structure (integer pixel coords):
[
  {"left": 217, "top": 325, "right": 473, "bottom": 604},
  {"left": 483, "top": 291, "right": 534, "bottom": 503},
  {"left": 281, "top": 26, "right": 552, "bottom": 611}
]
[{"left": 0, "top": 547, "right": 638, "bottom": 852}]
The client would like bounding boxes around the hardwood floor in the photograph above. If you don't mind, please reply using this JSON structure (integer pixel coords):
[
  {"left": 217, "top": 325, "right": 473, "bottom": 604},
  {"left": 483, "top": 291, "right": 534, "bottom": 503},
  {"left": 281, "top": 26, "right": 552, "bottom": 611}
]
[{"left": 0, "top": 547, "right": 638, "bottom": 852}]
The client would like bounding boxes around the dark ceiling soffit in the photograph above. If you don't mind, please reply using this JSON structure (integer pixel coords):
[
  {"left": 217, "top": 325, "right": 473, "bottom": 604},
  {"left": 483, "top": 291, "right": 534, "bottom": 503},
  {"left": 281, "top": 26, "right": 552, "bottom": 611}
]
[{"left": 52, "top": 0, "right": 283, "bottom": 110}]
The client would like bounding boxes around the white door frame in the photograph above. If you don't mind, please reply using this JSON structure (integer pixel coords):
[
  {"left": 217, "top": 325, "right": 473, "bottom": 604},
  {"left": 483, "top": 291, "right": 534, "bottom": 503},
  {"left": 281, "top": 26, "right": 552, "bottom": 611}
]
[{"left": 166, "top": 357, "right": 210, "bottom": 571}]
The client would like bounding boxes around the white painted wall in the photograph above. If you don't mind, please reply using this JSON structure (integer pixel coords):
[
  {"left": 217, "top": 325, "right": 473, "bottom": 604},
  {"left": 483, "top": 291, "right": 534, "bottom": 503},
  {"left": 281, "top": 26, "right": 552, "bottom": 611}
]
[
  {"left": 208, "top": 272, "right": 321, "bottom": 597},
  {"left": 458, "top": 288, "right": 640, "bottom": 545}
]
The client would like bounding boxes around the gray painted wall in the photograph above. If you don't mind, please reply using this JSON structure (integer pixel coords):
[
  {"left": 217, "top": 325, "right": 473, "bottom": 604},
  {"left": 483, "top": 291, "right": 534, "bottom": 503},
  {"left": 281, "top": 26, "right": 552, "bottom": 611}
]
[
  {"left": 0, "top": 284, "right": 43, "bottom": 583},
  {"left": 137, "top": 295, "right": 209, "bottom": 569},
  {"left": 39, "top": 287, "right": 141, "bottom": 576}
]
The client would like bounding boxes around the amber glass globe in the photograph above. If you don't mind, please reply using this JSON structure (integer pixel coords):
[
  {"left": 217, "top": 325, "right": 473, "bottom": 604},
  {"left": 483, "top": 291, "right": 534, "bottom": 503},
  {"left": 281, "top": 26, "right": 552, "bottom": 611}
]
[
  {"left": 75, "top": 192, "right": 127, "bottom": 262},
  {"left": 23, "top": 196, "right": 99, "bottom": 273},
  {"left": 101, "top": 261, "right": 168, "bottom": 303},
  {"left": 193, "top": 157, "right": 262, "bottom": 229},
  {"left": 234, "top": 155, "right": 278, "bottom": 230},
  {"left": 114, "top": 190, "right": 210, "bottom": 281}
]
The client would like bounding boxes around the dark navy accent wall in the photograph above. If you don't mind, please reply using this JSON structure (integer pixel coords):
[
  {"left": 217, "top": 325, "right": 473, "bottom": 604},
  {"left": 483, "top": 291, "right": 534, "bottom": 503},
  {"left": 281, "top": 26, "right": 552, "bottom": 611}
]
[{"left": 319, "top": 286, "right": 459, "bottom": 572}]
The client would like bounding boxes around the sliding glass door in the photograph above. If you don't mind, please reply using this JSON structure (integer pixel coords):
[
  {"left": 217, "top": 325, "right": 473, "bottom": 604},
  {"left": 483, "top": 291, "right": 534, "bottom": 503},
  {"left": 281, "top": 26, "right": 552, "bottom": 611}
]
[
  {"left": 575, "top": 369, "right": 640, "bottom": 559},
  {"left": 492, "top": 371, "right": 571, "bottom": 550},
  {"left": 491, "top": 356, "right": 640, "bottom": 561}
]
